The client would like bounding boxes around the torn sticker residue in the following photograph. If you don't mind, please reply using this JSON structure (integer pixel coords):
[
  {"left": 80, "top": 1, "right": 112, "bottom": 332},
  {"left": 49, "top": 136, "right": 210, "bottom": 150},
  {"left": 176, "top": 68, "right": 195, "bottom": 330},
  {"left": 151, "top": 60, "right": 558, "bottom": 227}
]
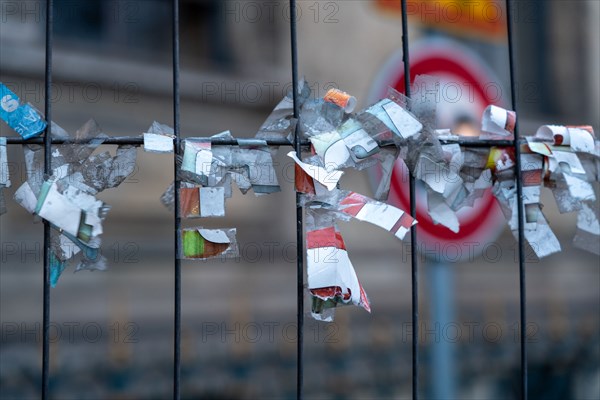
[
  {"left": 255, "top": 79, "right": 309, "bottom": 142},
  {"left": 234, "top": 139, "right": 281, "bottom": 195},
  {"left": 12, "top": 118, "right": 137, "bottom": 286},
  {"left": 536, "top": 125, "right": 596, "bottom": 154},
  {"left": 0, "top": 82, "right": 47, "bottom": 140},
  {"left": 307, "top": 226, "right": 370, "bottom": 322},
  {"left": 180, "top": 228, "right": 238, "bottom": 260},
  {"left": 144, "top": 77, "right": 600, "bottom": 321},
  {"left": 573, "top": 201, "right": 600, "bottom": 255},
  {"left": 181, "top": 137, "right": 213, "bottom": 181},
  {"left": 365, "top": 98, "right": 423, "bottom": 140},
  {"left": 287, "top": 151, "right": 343, "bottom": 191},
  {"left": 480, "top": 105, "right": 516, "bottom": 139},
  {"left": 154, "top": 124, "right": 281, "bottom": 265},
  {"left": 338, "top": 191, "right": 417, "bottom": 240},
  {"left": 144, "top": 121, "right": 175, "bottom": 153}
]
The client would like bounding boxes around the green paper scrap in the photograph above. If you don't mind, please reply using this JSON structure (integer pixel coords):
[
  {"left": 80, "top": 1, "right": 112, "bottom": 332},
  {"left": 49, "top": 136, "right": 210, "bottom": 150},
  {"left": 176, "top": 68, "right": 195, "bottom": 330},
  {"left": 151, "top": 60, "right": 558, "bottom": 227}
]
[{"left": 182, "top": 230, "right": 204, "bottom": 258}]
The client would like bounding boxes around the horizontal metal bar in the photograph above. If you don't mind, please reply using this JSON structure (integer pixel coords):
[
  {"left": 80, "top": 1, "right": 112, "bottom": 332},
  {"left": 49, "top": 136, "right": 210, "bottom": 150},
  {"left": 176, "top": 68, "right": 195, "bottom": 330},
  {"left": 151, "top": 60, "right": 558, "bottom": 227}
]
[
  {"left": 3, "top": 136, "right": 519, "bottom": 147},
  {"left": 4, "top": 136, "right": 301, "bottom": 146}
]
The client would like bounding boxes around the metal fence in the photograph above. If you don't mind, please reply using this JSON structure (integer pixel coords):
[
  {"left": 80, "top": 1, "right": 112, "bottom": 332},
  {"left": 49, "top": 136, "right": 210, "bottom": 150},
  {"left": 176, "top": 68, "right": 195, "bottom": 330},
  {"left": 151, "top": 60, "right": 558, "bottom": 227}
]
[{"left": 3, "top": 0, "right": 532, "bottom": 399}]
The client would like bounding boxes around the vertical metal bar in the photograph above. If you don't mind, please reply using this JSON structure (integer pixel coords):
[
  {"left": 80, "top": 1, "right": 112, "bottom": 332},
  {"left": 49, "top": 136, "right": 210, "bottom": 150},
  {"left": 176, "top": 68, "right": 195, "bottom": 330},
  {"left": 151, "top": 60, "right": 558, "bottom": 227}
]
[
  {"left": 42, "top": 0, "right": 53, "bottom": 398},
  {"left": 400, "top": 1, "right": 418, "bottom": 399},
  {"left": 289, "top": 1, "right": 304, "bottom": 398},
  {"left": 172, "top": 0, "right": 182, "bottom": 398},
  {"left": 505, "top": 1, "right": 527, "bottom": 399}
]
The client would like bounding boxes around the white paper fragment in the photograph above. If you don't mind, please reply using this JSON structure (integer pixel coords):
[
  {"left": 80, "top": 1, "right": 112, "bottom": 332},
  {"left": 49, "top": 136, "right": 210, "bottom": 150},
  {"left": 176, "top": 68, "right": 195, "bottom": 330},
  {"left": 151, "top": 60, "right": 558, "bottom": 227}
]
[
  {"left": 195, "top": 150, "right": 213, "bottom": 177},
  {"left": 577, "top": 202, "right": 600, "bottom": 235},
  {"left": 323, "top": 139, "right": 351, "bottom": 172},
  {"left": 144, "top": 133, "right": 174, "bottom": 153},
  {"left": 287, "top": 151, "right": 343, "bottom": 191},
  {"left": 482, "top": 105, "right": 515, "bottom": 137},
  {"left": 355, "top": 203, "right": 403, "bottom": 231},
  {"left": 200, "top": 187, "right": 225, "bottom": 217},
  {"left": 523, "top": 213, "right": 561, "bottom": 258},
  {"left": 536, "top": 125, "right": 596, "bottom": 154},
  {"left": 550, "top": 151, "right": 586, "bottom": 175},
  {"left": 338, "top": 192, "right": 417, "bottom": 240},
  {"left": 428, "top": 193, "right": 460, "bottom": 233},
  {"left": 573, "top": 202, "right": 600, "bottom": 255},
  {"left": 343, "top": 128, "right": 378, "bottom": 161},
  {"left": 198, "top": 229, "right": 230, "bottom": 244},
  {"left": 37, "top": 183, "right": 82, "bottom": 237},
  {"left": 567, "top": 128, "right": 595, "bottom": 153},
  {"left": 563, "top": 174, "right": 596, "bottom": 201},
  {"left": 62, "top": 185, "right": 106, "bottom": 237},
  {"left": 310, "top": 131, "right": 351, "bottom": 172},
  {"left": 182, "top": 139, "right": 212, "bottom": 176},
  {"left": 307, "top": 247, "right": 361, "bottom": 303},
  {"left": 60, "top": 234, "right": 81, "bottom": 259},
  {"left": 14, "top": 182, "right": 38, "bottom": 213},
  {"left": 382, "top": 101, "right": 423, "bottom": 139},
  {"left": 415, "top": 154, "right": 463, "bottom": 198},
  {"left": 306, "top": 226, "right": 370, "bottom": 321},
  {"left": 526, "top": 138, "right": 552, "bottom": 158}
]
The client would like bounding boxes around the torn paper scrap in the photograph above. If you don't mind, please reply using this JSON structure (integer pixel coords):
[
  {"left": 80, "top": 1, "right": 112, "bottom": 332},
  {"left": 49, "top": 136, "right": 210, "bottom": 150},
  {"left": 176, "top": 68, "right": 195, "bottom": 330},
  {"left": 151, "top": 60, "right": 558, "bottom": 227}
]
[
  {"left": 35, "top": 180, "right": 84, "bottom": 237},
  {"left": 295, "top": 163, "right": 316, "bottom": 195},
  {"left": 520, "top": 154, "right": 543, "bottom": 230},
  {"left": 180, "top": 185, "right": 199, "bottom": 217},
  {"left": 550, "top": 178, "right": 583, "bottom": 214},
  {"left": 523, "top": 212, "right": 561, "bottom": 258},
  {"left": 175, "top": 184, "right": 228, "bottom": 216},
  {"left": 13, "top": 118, "right": 137, "bottom": 285},
  {"left": 525, "top": 137, "right": 552, "bottom": 156},
  {"left": 414, "top": 153, "right": 464, "bottom": 200},
  {"left": 481, "top": 105, "right": 516, "bottom": 138},
  {"left": 182, "top": 138, "right": 212, "bottom": 177},
  {"left": 338, "top": 119, "right": 379, "bottom": 162},
  {"left": 144, "top": 133, "right": 174, "bottom": 153},
  {"left": 428, "top": 192, "right": 460, "bottom": 233},
  {"left": 255, "top": 79, "right": 308, "bottom": 142},
  {"left": 34, "top": 179, "right": 107, "bottom": 242},
  {"left": 536, "top": 125, "right": 596, "bottom": 154},
  {"left": 1, "top": 82, "right": 47, "bottom": 139},
  {"left": 366, "top": 99, "right": 422, "bottom": 140},
  {"left": 288, "top": 151, "right": 342, "bottom": 191},
  {"left": 310, "top": 131, "right": 351, "bottom": 172},
  {"left": 200, "top": 187, "right": 225, "bottom": 217},
  {"left": 235, "top": 139, "right": 281, "bottom": 195},
  {"left": 573, "top": 202, "right": 600, "bottom": 255},
  {"left": 494, "top": 179, "right": 561, "bottom": 259},
  {"left": 324, "top": 88, "right": 357, "bottom": 113},
  {"left": 563, "top": 173, "right": 596, "bottom": 202},
  {"left": 338, "top": 192, "right": 417, "bottom": 239},
  {"left": 14, "top": 182, "right": 38, "bottom": 213},
  {"left": 180, "top": 228, "right": 238, "bottom": 260},
  {"left": 144, "top": 121, "right": 175, "bottom": 153},
  {"left": 307, "top": 227, "right": 370, "bottom": 321}
]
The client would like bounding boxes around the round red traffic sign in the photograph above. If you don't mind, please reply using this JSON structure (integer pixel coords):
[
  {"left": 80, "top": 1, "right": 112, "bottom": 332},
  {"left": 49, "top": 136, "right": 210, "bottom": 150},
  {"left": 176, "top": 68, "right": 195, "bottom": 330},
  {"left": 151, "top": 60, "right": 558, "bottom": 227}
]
[{"left": 368, "top": 38, "right": 507, "bottom": 261}]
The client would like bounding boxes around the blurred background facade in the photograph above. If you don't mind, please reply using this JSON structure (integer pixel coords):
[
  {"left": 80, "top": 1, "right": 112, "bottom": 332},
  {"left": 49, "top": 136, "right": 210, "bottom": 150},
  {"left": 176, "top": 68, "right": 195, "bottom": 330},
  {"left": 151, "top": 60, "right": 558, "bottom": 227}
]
[{"left": 1, "top": 1, "right": 599, "bottom": 399}]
